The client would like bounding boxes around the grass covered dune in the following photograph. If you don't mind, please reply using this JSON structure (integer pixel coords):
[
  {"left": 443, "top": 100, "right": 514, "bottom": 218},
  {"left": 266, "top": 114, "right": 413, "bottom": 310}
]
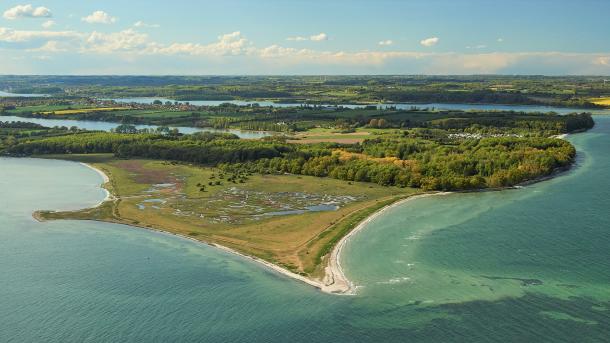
[{"left": 35, "top": 154, "right": 421, "bottom": 293}]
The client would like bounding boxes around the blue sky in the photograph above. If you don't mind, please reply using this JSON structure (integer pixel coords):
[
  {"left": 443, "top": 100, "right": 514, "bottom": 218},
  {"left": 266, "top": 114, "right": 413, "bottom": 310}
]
[{"left": 1, "top": 0, "right": 610, "bottom": 74}]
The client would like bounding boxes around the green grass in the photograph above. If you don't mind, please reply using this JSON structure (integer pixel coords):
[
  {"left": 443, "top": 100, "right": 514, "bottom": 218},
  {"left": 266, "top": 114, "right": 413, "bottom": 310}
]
[{"left": 36, "top": 155, "right": 419, "bottom": 280}]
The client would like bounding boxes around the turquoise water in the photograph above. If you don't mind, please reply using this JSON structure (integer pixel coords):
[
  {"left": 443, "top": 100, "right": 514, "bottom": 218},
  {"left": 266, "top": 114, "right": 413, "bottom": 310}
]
[{"left": 2, "top": 118, "right": 610, "bottom": 342}]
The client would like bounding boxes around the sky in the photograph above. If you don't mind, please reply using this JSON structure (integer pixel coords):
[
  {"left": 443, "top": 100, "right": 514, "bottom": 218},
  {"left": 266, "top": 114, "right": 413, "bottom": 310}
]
[{"left": 1, "top": 0, "right": 610, "bottom": 75}]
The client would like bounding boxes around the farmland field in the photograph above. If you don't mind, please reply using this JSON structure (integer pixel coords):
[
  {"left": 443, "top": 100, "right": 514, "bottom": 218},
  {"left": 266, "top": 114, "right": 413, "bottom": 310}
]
[
  {"left": 41, "top": 107, "right": 126, "bottom": 115},
  {"left": 590, "top": 97, "right": 610, "bottom": 106}
]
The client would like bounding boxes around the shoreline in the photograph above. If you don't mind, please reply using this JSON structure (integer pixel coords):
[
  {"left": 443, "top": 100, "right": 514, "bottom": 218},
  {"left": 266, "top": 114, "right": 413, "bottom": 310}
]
[
  {"left": 78, "top": 162, "right": 114, "bottom": 207},
  {"left": 1, "top": 114, "right": 274, "bottom": 137},
  {"left": 39, "top": 161, "right": 337, "bottom": 293},
  {"left": 322, "top": 192, "right": 453, "bottom": 294},
  {"left": 38, "top": 160, "right": 442, "bottom": 295},
  {"left": 114, "top": 221, "right": 333, "bottom": 292},
  {"left": 33, "top": 156, "right": 575, "bottom": 295}
]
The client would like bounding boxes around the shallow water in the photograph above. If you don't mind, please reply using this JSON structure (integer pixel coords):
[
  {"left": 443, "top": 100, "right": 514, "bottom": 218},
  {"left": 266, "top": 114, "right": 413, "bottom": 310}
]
[
  {"left": 262, "top": 204, "right": 339, "bottom": 217},
  {"left": 1, "top": 117, "right": 610, "bottom": 342}
]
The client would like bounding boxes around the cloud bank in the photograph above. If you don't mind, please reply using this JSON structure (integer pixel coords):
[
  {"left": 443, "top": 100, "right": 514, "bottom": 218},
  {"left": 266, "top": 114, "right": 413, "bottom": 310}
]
[
  {"left": 3, "top": 4, "right": 51, "bottom": 20},
  {"left": 0, "top": 26, "right": 609, "bottom": 75}
]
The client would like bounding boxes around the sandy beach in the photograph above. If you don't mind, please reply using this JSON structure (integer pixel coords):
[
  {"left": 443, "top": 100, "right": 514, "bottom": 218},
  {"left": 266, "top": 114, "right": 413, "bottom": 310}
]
[
  {"left": 321, "top": 192, "right": 453, "bottom": 294},
  {"left": 36, "top": 162, "right": 452, "bottom": 294},
  {"left": 34, "top": 146, "right": 573, "bottom": 295},
  {"left": 56, "top": 162, "right": 335, "bottom": 292},
  {"left": 79, "top": 163, "right": 114, "bottom": 206}
]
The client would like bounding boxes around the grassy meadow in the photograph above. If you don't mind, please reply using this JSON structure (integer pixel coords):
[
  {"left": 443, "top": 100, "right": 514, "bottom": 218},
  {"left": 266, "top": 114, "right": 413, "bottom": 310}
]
[{"left": 38, "top": 154, "right": 420, "bottom": 278}]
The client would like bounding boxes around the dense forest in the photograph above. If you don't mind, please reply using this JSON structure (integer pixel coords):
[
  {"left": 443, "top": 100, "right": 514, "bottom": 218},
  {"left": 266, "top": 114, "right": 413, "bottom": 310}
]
[
  {"left": 0, "top": 121, "right": 81, "bottom": 151},
  {"left": 2, "top": 112, "right": 594, "bottom": 191}
]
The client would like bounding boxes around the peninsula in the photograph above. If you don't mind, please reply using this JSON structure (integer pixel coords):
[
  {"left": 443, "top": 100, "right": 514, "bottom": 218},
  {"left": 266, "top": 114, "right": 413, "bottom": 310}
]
[{"left": 0, "top": 98, "right": 594, "bottom": 293}]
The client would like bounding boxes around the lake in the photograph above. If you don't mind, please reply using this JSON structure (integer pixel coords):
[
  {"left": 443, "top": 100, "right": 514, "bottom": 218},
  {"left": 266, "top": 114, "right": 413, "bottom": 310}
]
[
  {"left": 0, "top": 115, "right": 271, "bottom": 139},
  {"left": 111, "top": 97, "right": 610, "bottom": 115},
  {"left": 1, "top": 117, "right": 609, "bottom": 342},
  {"left": 0, "top": 90, "right": 48, "bottom": 98},
  {"left": 3, "top": 100, "right": 609, "bottom": 140}
]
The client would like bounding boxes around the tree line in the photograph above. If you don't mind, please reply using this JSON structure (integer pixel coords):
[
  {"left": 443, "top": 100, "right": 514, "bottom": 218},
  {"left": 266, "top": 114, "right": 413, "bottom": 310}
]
[{"left": 2, "top": 113, "right": 590, "bottom": 191}]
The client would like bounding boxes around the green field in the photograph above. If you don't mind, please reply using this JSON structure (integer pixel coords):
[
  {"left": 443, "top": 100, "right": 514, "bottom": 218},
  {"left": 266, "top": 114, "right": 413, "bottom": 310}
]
[{"left": 6, "top": 104, "right": 93, "bottom": 114}]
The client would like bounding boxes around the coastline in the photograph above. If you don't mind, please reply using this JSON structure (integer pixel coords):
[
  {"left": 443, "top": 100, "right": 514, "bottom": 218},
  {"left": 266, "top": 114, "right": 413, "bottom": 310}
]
[
  {"left": 37, "top": 161, "right": 336, "bottom": 293},
  {"left": 322, "top": 192, "right": 453, "bottom": 294},
  {"left": 110, "top": 220, "right": 333, "bottom": 292},
  {"left": 33, "top": 155, "right": 574, "bottom": 295},
  {"left": 37, "top": 160, "right": 440, "bottom": 294},
  {"left": 78, "top": 162, "right": 114, "bottom": 207}
]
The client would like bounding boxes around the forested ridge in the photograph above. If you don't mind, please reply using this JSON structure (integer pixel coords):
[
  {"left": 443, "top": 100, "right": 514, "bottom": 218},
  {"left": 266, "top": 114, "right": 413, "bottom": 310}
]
[{"left": 2, "top": 75, "right": 609, "bottom": 109}]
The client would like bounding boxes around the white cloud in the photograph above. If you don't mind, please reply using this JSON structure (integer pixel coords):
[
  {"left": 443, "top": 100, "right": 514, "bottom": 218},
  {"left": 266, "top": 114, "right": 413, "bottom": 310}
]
[
  {"left": 0, "top": 26, "right": 82, "bottom": 43},
  {"left": 134, "top": 21, "right": 160, "bottom": 28},
  {"left": 82, "top": 11, "right": 117, "bottom": 24},
  {"left": 287, "top": 33, "right": 328, "bottom": 42},
  {"left": 497, "top": 38, "right": 504, "bottom": 43},
  {"left": 256, "top": 46, "right": 428, "bottom": 66},
  {"left": 41, "top": 20, "right": 55, "bottom": 29},
  {"left": 420, "top": 37, "right": 439, "bottom": 47},
  {"left": 378, "top": 40, "right": 393, "bottom": 46},
  {"left": 286, "top": 36, "right": 307, "bottom": 41},
  {"left": 3, "top": 4, "right": 52, "bottom": 20},
  {"left": 310, "top": 33, "right": 328, "bottom": 41},
  {"left": 2, "top": 25, "right": 610, "bottom": 74},
  {"left": 594, "top": 56, "right": 610, "bottom": 66},
  {"left": 83, "top": 29, "right": 148, "bottom": 53},
  {"left": 466, "top": 44, "right": 487, "bottom": 49},
  {"left": 148, "top": 31, "right": 253, "bottom": 56},
  {"left": 28, "top": 40, "right": 67, "bottom": 52}
]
